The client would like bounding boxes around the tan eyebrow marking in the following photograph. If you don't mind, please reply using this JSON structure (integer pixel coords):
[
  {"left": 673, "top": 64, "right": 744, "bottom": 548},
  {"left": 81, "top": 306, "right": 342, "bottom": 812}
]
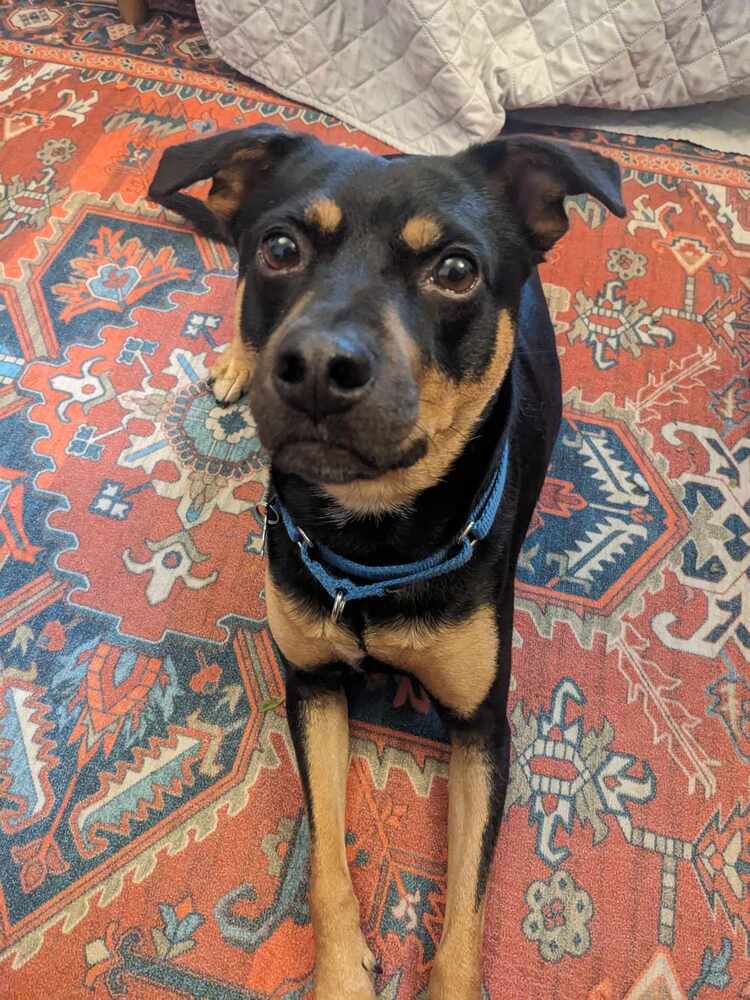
[
  {"left": 305, "top": 197, "right": 342, "bottom": 233},
  {"left": 401, "top": 215, "right": 442, "bottom": 252}
]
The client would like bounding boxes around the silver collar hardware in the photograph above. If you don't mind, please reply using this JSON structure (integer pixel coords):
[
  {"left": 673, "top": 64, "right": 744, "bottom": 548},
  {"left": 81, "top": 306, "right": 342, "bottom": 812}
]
[
  {"left": 272, "top": 438, "right": 509, "bottom": 610},
  {"left": 458, "top": 519, "right": 479, "bottom": 548},
  {"left": 331, "top": 590, "right": 347, "bottom": 622},
  {"left": 260, "top": 497, "right": 279, "bottom": 557}
]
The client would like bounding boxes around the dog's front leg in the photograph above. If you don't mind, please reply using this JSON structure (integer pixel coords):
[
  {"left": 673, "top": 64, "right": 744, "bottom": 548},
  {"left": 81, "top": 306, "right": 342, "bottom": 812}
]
[
  {"left": 428, "top": 712, "right": 510, "bottom": 1000},
  {"left": 209, "top": 280, "right": 256, "bottom": 404},
  {"left": 365, "top": 602, "right": 509, "bottom": 998},
  {"left": 286, "top": 669, "right": 378, "bottom": 1000}
]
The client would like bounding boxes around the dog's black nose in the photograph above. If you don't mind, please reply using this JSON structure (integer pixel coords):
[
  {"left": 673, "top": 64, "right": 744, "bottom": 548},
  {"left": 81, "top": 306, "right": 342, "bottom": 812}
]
[{"left": 273, "top": 327, "right": 375, "bottom": 419}]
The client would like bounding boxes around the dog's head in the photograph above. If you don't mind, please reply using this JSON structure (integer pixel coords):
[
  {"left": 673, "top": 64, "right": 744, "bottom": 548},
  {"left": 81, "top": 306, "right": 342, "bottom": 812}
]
[{"left": 150, "top": 126, "right": 624, "bottom": 514}]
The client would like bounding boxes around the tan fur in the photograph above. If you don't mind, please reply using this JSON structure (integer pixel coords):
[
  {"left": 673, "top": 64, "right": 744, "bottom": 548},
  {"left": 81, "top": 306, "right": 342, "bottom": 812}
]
[
  {"left": 306, "top": 197, "right": 343, "bottom": 234},
  {"left": 206, "top": 155, "right": 255, "bottom": 218},
  {"left": 206, "top": 147, "right": 267, "bottom": 219},
  {"left": 265, "top": 574, "right": 363, "bottom": 669},
  {"left": 268, "top": 573, "right": 496, "bottom": 717},
  {"left": 230, "top": 147, "right": 267, "bottom": 163},
  {"left": 380, "top": 302, "right": 421, "bottom": 380},
  {"left": 401, "top": 215, "right": 442, "bottom": 252},
  {"left": 503, "top": 154, "right": 569, "bottom": 250},
  {"left": 267, "top": 583, "right": 496, "bottom": 995},
  {"left": 209, "top": 279, "right": 257, "bottom": 403},
  {"left": 206, "top": 166, "right": 245, "bottom": 218},
  {"left": 363, "top": 606, "right": 497, "bottom": 718},
  {"left": 325, "top": 310, "right": 515, "bottom": 515},
  {"left": 299, "top": 689, "right": 378, "bottom": 998},
  {"left": 428, "top": 741, "right": 491, "bottom": 999}
]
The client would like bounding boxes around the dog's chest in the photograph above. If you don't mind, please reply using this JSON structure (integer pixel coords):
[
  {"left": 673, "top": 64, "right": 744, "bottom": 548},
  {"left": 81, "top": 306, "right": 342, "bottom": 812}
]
[
  {"left": 266, "top": 576, "right": 497, "bottom": 717},
  {"left": 329, "top": 627, "right": 366, "bottom": 668},
  {"left": 324, "top": 614, "right": 438, "bottom": 669},
  {"left": 310, "top": 616, "right": 415, "bottom": 671},
  {"left": 323, "top": 609, "right": 498, "bottom": 719}
]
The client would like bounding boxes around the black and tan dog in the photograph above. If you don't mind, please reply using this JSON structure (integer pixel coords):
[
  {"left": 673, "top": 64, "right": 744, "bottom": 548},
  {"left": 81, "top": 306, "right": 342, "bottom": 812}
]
[{"left": 149, "top": 126, "right": 624, "bottom": 999}]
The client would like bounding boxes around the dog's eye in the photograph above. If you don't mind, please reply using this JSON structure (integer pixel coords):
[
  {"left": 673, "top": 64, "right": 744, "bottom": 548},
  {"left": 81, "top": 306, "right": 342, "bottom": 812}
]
[
  {"left": 260, "top": 233, "right": 301, "bottom": 271},
  {"left": 434, "top": 255, "right": 477, "bottom": 293}
]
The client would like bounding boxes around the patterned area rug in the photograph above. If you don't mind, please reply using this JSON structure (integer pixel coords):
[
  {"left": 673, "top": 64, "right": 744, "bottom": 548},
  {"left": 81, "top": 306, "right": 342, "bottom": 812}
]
[{"left": 1, "top": 4, "right": 749, "bottom": 999}]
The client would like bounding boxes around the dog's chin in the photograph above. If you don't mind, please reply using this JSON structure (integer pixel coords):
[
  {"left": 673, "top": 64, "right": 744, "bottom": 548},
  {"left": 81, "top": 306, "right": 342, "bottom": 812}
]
[{"left": 272, "top": 437, "right": 427, "bottom": 485}]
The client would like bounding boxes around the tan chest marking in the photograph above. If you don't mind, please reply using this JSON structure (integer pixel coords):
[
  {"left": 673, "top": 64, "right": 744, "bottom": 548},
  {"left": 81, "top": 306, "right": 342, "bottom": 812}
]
[
  {"left": 364, "top": 606, "right": 498, "bottom": 718},
  {"left": 266, "top": 579, "right": 497, "bottom": 717},
  {"left": 265, "top": 574, "right": 363, "bottom": 670}
]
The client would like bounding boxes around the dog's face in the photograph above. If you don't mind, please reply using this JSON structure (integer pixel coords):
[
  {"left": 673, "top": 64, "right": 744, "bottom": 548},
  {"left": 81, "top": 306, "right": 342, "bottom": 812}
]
[{"left": 150, "top": 127, "right": 623, "bottom": 512}]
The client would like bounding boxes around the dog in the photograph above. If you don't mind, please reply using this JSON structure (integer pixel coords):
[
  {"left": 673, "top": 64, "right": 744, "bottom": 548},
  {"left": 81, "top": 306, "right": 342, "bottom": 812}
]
[{"left": 149, "top": 125, "right": 624, "bottom": 999}]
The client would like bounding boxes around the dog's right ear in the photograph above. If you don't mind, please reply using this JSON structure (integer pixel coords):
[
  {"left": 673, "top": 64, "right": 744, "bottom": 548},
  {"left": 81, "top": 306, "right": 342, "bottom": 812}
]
[
  {"left": 459, "top": 135, "right": 625, "bottom": 262},
  {"left": 148, "top": 125, "right": 312, "bottom": 245}
]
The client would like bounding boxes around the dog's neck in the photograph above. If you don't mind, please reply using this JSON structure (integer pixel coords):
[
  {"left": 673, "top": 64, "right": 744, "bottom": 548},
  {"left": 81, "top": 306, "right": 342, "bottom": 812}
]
[{"left": 270, "top": 373, "right": 513, "bottom": 567}]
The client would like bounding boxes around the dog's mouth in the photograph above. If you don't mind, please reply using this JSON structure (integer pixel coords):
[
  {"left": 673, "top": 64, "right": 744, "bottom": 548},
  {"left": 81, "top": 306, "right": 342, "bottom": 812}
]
[{"left": 273, "top": 435, "right": 427, "bottom": 484}]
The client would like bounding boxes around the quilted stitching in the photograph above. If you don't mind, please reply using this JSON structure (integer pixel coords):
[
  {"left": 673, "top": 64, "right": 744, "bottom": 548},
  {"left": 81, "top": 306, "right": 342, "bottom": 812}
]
[{"left": 194, "top": 0, "right": 750, "bottom": 154}]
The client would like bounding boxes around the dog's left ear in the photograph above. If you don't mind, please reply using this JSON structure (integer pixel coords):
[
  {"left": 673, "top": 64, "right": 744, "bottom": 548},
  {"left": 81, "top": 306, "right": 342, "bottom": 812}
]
[
  {"left": 461, "top": 135, "right": 625, "bottom": 259},
  {"left": 148, "top": 124, "right": 314, "bottom": 245}
]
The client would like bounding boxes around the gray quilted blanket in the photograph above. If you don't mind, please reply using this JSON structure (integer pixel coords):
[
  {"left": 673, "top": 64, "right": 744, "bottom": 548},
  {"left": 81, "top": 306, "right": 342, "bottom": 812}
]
[{"left": 195, "top": 0, "right": 750, "bottom": 154}]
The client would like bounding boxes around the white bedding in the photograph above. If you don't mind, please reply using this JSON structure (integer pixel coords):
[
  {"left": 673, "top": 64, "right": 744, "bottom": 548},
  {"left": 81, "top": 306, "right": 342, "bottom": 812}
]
[{"left": 195, "top": 0, "right": 750, "bottom": 155}]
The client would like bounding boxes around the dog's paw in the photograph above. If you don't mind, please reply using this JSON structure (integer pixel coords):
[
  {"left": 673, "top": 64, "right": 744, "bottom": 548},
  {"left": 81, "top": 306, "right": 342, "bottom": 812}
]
[
  {"left": 314, "top": 970, "right": 377, "bottom": 999},
  {"left": 314, "top": 931, "right": 379, "bottom": 999},
  {"left": 427, "top": 963, "right": 483, "bottom": 1000},
  {"left": 209, "top": 351, "right": 253, "bottom": 405},
  {"left": 361, "top": 941, "right": 380, "bottom": 976}
]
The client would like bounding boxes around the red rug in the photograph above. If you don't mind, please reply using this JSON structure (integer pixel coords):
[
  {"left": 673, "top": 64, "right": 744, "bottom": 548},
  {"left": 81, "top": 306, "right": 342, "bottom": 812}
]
[{"left": 1, "top": 4, "right": 749, "bottom": 999}]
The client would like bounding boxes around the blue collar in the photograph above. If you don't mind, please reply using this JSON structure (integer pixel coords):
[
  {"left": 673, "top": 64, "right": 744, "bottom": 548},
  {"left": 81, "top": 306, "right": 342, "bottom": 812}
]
[{"left": 269, "top": 438, "right": 510, "bottom": 620}]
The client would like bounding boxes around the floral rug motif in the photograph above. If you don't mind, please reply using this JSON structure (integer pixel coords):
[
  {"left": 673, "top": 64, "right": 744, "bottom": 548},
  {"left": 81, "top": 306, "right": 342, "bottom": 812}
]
[{"left": 1, "top": 3, "right": 749, "bottom": 999}]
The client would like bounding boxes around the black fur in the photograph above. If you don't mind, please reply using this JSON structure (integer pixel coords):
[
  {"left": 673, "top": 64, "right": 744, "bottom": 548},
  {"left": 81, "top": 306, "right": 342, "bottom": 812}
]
[{"left": 150, "top": 124, "right": 624, "bottom": 975}]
